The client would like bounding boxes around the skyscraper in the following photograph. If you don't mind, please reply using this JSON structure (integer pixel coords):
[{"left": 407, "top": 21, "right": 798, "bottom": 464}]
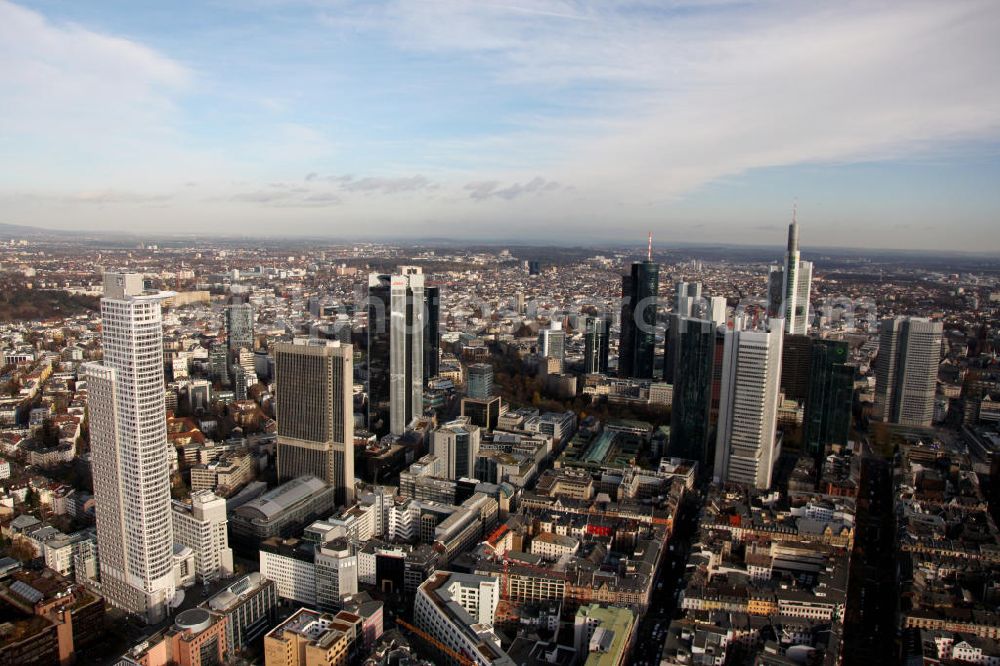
[
  {"left": 423, "top": 285, "right": 440, "bottom": 382},
  {"left": 432, "top": 418, "right": 481, "bottom": 480},
  {"left": 274, "top": 341, "right": 355, "bottom": 506},
  {"left": 538, "top": 321, "right": 566, "bottom": 371},
  {"left": 619, "top": 258, "right": 659, "bottom": 379},
  {"left": 367, "top": 268, "right": 424, "bottom": 435},
  {"left": 768, "top": 214, "right": 813, "bottom": 335},
  {"left": 713, "top": 322, "right": 784, "bottom": 489},
  {"left": 583, "top": 316, "right": 610, "bottom": 374},
  {"left": 708, "top": 296, "right": 728, "bottom": 327},
  {"left": 875, "top": 317, "right": 942, "bottom": 427},
  {"left": 82, "top": 273, "right": 176, "bottom": 623},
  {"left": 669, "top": 317, "right": 717, "bottom": 469},
  {"left": 225, "top": 299, "right": 255, "bottom": 353},
  {"left": 780, "top": 334, "right": 813, "bottom": 401},
  {"left": 467, "top": 363, "right": 494, "bottom": 400},
  {"left": 804, "top": 339, "right": 854, "bottom": 458},
  {"left": 674, "top": 281, "right": 702, "bottom": 318}
]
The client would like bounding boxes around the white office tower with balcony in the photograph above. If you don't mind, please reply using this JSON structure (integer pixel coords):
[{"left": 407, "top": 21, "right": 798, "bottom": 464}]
[
  {"left": 83, "top": 272, "right": 177, "bottom": 623},
  {"left": 875, "top": 316, "right": 943, "bottom": 427},
  {"left": 171, "top": 490, "right": 234, "bottom": 583},
  {"left": 414, "top": 571, "right": 513, "bottom": 666},
  {"left": 713, "top": 322, "right": 784, "bottom": 490},
  {"left": 538, "top": 321, "right": 566, "bottom": 370},
  {"left": 768, "top": 215, "right": 813, "bottom": 335}
]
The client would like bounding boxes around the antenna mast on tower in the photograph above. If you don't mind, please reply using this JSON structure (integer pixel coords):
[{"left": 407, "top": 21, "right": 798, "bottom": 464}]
[{"left": 647, "top": 232, "right": 653, "bottom": 262}]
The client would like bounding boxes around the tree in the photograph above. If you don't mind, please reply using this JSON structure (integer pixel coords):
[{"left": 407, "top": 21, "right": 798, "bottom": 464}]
[{"left": 9, "top": 536, "right": 36, "bottom": 563}]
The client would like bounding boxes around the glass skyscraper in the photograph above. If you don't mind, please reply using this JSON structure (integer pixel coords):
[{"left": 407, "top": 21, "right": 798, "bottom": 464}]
[
  {"left": 424, "top": 286, "right": 440, "bottom": 382},
  {"left": 804, "top": 339, "right": 854, "bottom": 458},
  {"left": 583, "top": 316, "right": 610, "bottom": 374},
  {"left": 367, "top": 267, "right": 425, "bottom": 435},
  {"left": 619, "top": 260, "right": 659, "bottom": 379},
  {"left": 669, "top": 317, "right": 717, "bottom": 469}
]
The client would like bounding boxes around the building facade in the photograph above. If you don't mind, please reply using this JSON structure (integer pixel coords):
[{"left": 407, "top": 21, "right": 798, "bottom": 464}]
[
  {"left": 713, "top": 323, "right": 784, "bottom": 490},
  {"left": 82, "top": 273, "right": 176, "bottom": 623},
  {"left": 274, "top": 341, "right": 355, "bottom": 506},
  {"left": 619, "top": 260, "right": 659, "bottom": 379},
  {"left": 875, "top": 316, "right": 943, "bottom": 427}
]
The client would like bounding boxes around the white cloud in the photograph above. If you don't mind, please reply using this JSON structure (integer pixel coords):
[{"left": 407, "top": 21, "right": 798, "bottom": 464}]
[
  {"left": 354, "top": 0, "right": 1000, "bottom": 203},
  {"left": 0, "top": 1, "right": 190, "bottom": 138}
]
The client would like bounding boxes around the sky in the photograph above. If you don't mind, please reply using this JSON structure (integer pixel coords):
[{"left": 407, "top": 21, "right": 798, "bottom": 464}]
[{"left": 1, "top": 0, "right": 999, "bottom": 251}]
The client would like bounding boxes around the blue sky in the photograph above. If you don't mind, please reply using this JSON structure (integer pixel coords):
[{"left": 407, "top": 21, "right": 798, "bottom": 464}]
[{"left": 1, "top": 0, "right": 998, "bottom": 251}]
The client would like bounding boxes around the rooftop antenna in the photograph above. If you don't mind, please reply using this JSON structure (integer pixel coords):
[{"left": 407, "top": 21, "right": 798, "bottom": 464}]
[{"left": 647, "top": 232, "right": 653, "bottom": 262}]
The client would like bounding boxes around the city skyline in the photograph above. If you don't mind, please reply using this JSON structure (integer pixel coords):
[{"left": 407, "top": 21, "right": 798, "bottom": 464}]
[{"left": 2, "top": 0, "right": 999, "bottom": 251}]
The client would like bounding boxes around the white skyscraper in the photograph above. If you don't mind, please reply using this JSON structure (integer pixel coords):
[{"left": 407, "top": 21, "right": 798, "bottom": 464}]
[
  {"left": 713, "top": 321, "right": 784, "bottom": 490},
  {"left": 83, "top": 273, "right": 176, "bottom": 623},
  {"left": 708, "top": 296, "right": 728, "bottom": 327},
  {"left": 875, "top": 316, "right": 943, "bottom": 427},
  {"left": 367, "top": 267, "right": 424, "bottom": 436},
  {"left": 768, "top": 214, "right": 813, "bottom": 335},
  {"left": 538, "top": 321, "right": 566, "bottom": 370}
]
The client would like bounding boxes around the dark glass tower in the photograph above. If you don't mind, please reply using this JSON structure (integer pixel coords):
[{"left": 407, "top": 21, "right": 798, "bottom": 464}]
[
  {"left": 804, "top": 339, "right": 854, "bottom": 458},
  {"left": 669, "top": 317, "right": 717, "bottom": 468},
  {"left": 619, "top": 260, "right": 659, "bottom": 379},
  {"left": 780, "top": 333, "right": 813, "bottom": 401},
  {"left": 583, "top": 316, "right": 610, "bottom": 374},
  {"left": 423, "top": 286, "right": 440, "bottom": 382},
  {"left": 367, "top": 275, "right": 391, "bottom": 434}
]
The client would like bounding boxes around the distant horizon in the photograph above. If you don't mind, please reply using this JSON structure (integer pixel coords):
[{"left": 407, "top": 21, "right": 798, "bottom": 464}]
[{"left": 4, "top": 220, "right": 1000, "bottom": 260}]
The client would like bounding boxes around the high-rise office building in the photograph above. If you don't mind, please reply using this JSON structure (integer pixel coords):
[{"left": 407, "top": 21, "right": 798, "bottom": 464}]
[
  {"left": 708, "top": 296, "right": 728, "bottom": 327},
  {"left": 467, "top": 363, "right": 494, "bottom": 400},
  {"left": 274, "top": 341, "right": 355, "bottom": 506},
  {"left": 225, "top": 300, "right": 255, "bottom": 353},
  {"left": 674, "top": 281, "right": 702, "bottom": 318},
  {"left": 82, "top": 273, "right": 176, "bottom": 623},
  {"left": 538, "top": 321, "right": 566, "bottom": 371},
  {"left": 664, "top": 314, "right": 681, "bottom": 385},
  {"left": 780, "top": 334, "right": 813, "bottom": 401},
  {"left": 528, "top": 260, "right": 541, "bottom": 276},
  {"left": 804, "top": 339, "right": 854, "bottom": 458},
  {"left": 432, "top": 418, "right": 481, "bottom": 481},
  {"left": 424, "top": 286, "right": 440, "bottom": 382},
  {"left": 669, "top": 317, "right": 717, "bottom": 469},
  {"left": 619, "top": 258, "right": 659, "bottom": 379},
  {"left": 875, "top": 317, "right": 942, "bottom": 427},
  {"left": 768, "top": 215, "right": 813, "bottom": 335},
  {"left": 583, "top": 316, "right": 610, "bottom": 374},
  {"left": 209, "top": 343, "right": 230, "bottom": 385},
  {"left": 367, "top": 268, "right": 424, "bottom": 435},
  {"left": 713, "top": 322, "right": 784, "bottom": 490}
]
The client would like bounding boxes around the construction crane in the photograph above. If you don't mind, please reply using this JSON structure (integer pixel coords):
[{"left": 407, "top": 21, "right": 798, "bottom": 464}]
[{"left": 395, "top": 618, "right": 475, "bottom": 666}]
